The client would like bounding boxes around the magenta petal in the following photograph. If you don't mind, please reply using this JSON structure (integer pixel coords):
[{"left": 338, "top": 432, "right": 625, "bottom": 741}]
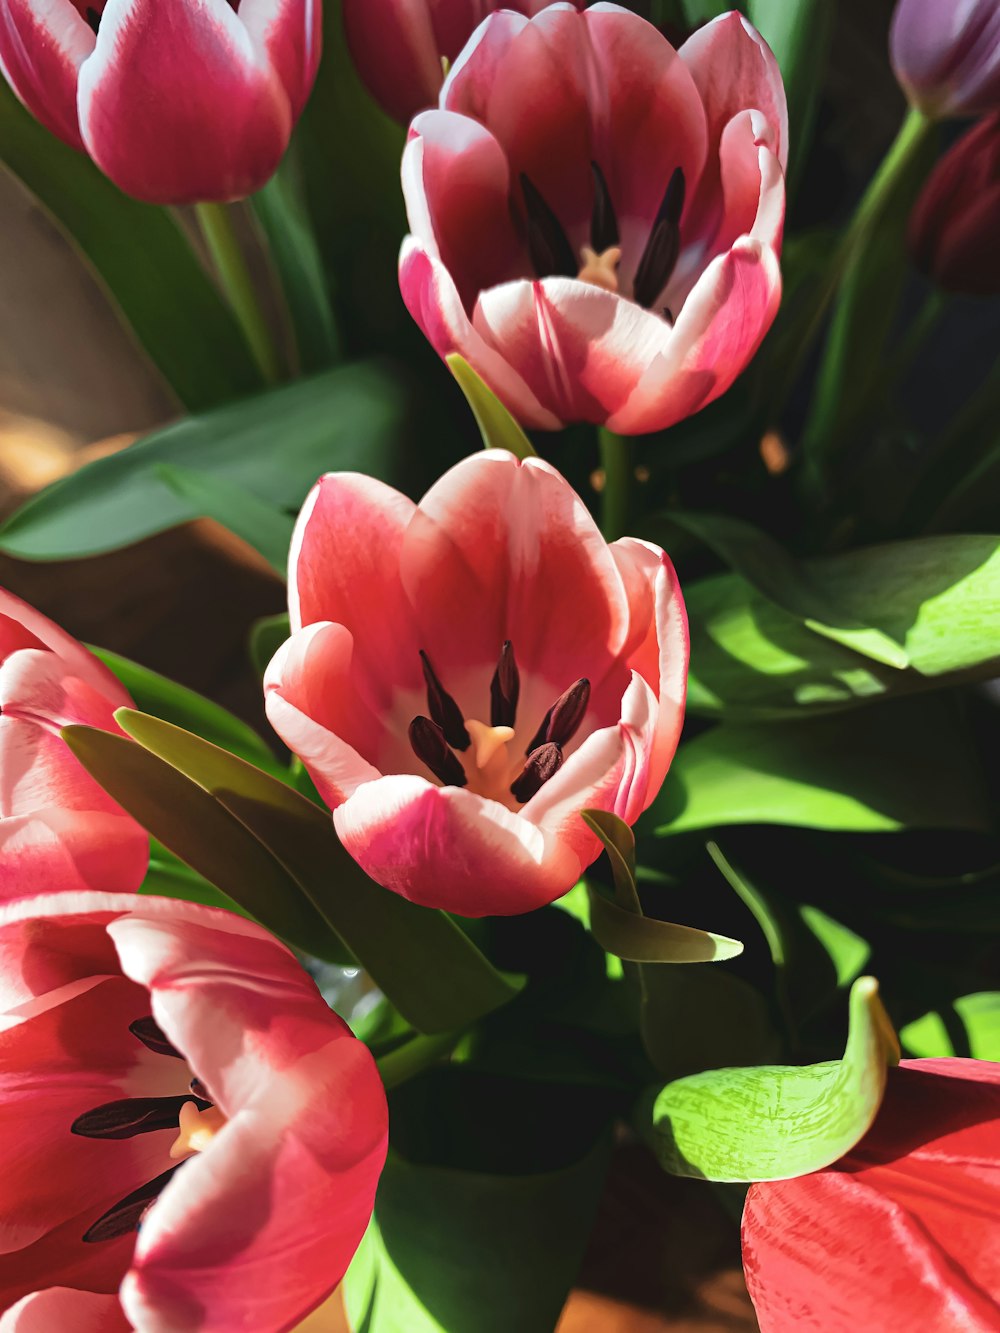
[
  {"left": 239, "top": 0, "right": 323, "bottom": 117},
  {"left": 77, "top": 0, "right": 292, "bottom": 203},
  {"left": 0, "top": 1290, "right": 130, "bottom": 1333},
  {"left": 342, "top": 0, "right": 445, "bottom": 124},
  {"left": 0, "top": 0, "right": 92, "bottom": 150}
]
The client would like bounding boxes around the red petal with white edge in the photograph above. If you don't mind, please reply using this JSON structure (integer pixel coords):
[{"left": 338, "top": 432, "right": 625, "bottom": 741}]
[
  {"left": 333, "top": 774, "right": 581, "bottom": 915},
  {"left": 0, "top": 1290, "right": 130, "bottom": 1333},
  {"left": 609, "top": 238, "right": 782, "bottom": 435},
  {"left": 398, "top": 238, "right": 558, "bottom": 428},
  {"left": 398, "top": 451, "right": 632, "bottom": 693},
  {"left": 472, "top": 277, "right": 673, "bottom": 427},
  {"left": 239, "top": 0, "right": 323, "bottom": 117},
  {"left": 0, "top": 590, "right": 128, "bottom": 704},
  {"left": 0, "top": 0, "right": 92, "bottom": 150},
  {"left": 404, "top": 110, "right": 525, "bottom": 308},
  {"left": 108, "top": 908, "right": 387, "bottom": 1332},
  {"left": 77, "top": 0, "right": 292, "bottom": 204}
]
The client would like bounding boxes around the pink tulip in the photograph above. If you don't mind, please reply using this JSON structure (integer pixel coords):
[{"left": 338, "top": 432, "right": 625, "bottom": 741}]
[
  {"left": 0, "top": 589, "right": 147, "bottom": 900},
  {"left": 264, "top": 451, "right": 688, "bottom": 916},
  {"left": 399, "top": 4, "right": 786, "bottom": 434},
  {"left": 890, "top": 0, "right": 1000, "bottom": 120},
  {"left": 343, "top": 0, "right": 586, "bottom": 125},
  {"left": 0, "top": 0, "right": 322, "bottom": 204},
  {"left": 0, "top": 891, "right": 388, "bottom": 1332},
  {"left": 742, "top": 1058, "right": 1000, "bottom": 1332}
]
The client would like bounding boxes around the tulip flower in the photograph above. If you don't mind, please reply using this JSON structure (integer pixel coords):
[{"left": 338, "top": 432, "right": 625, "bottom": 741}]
[
  {"left": 399, "top": 4, "right": 786, "bottom": 434},
  {"left": 343, "top": 0, "right": 586, "bottom": 125},
  {"left": 742, "top": 1058, "right": 1000, "bottom": 1332},
  {"left": 0, "top": 0, "right": 322, "bottom": 203},
  {"left": 0, "top": 589, "right": 147, "bottom": 900},
  {"left": 0, "top": 891, "right": 388, "bottom": 1333},
  {"left": 265, "top": 450, "right": 688, "bottom": 916},
  {"left": 908, "top": 112, "right": 1000, "bottom": 295},
  {"left": 890, "top": 0, "right": 1000, "bottom": 120}
]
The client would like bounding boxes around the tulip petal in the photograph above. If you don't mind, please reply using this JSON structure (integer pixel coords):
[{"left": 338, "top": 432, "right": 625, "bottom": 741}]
[
  {"left": 0, "top": 591, "right": 128, "bottom": 705},
  {"left": 0, "top": 1289, "right": 130, "bottom": 1333},
  {"left": 608, "top": 237, "right": 782, "bottom": 435},
  {"left": 333, "top": 773, "right": 580, "bottom": 915},
  {"left": 239, "top": 0, "right": 323, "bottom": 117},
  {"left": 0, "top": 0, "right": 92, "bottom": 150},
  {"left": 342, "top": 0, "right": 444, "bottom": 124},
  {"left": 77, "top": 0, "right": 292, "bottom": 204}
]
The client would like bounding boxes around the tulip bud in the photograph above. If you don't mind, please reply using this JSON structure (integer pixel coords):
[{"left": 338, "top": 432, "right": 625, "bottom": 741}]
[
  {"left": 908, "top": 112, "right": 1000, "bottom": 294},
  {"left": 342, "top": 0, "right": 586, "bottom": 124},
  {"left": 890, "top": 0, "right": 1000, "bottom": 119}
]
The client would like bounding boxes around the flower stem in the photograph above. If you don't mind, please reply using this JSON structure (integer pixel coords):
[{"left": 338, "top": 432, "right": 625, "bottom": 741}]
[
  {"left": 376, "top": 1031, "right": 459, "bottom": 1090},
  {"left": 598, "top": 426, "right": 631, "bottom": 541},
  {"left": 194, "top": 201, "right": 280, "bottom": 385}
]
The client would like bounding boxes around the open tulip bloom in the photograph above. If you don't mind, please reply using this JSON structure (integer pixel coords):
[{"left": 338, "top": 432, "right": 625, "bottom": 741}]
[{"left": 400, "top": 3, "right": 786, "bottom": 433}]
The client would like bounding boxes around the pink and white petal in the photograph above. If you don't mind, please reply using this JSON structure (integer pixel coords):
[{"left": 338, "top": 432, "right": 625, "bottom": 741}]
[
  {"left": 333, "top": 773, "right": 580, "bottom": 915},
  {"left": 239, "top": 0, "right": 323, "bottom": 116},
  {"left": 342, "top": 0, "right": 444, "bottom": 124},
  {"left": 472, "top": 277, "right": 672, "bottom": 428},
  {"left": 608, "top": 238, "right": 782, "bottom": 435},
  {"left": 0, "top": 590, "right": 129, "bottom": 704},
  {"left": 0, "top": 0, "right": 92, "bottom": 150},
  {"left": 399, "top": 451, "right": 632, "bottom": 697},
  {"left": 0, "top": 1289, "right": 130, "bottom": 1333},
  {"left": 679, "top": 11, "right": 788, "bottom": 171},
  {"left": 0, "top": 650, "right": 124, "bottom": 734},
  {"left": 0, "top": 717, "right": 126, "bottom": 820},
  {"left": 404, "top": 111, "right": 525, "bottom": 307},
  {"left": 400, "top": 237, "right": 559, "bottom": 429},
  {"left": 0, "top": 808, "right": 148, "bottom": 900},
  {"left": 77, "top": 0, "right": 292, "bottom": 204},
  {"left": 707, "top": 113, "right": 785, "bottom": 263}
]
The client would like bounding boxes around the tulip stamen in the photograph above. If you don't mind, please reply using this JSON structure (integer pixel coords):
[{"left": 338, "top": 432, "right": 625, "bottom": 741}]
[
  {"left": 511, "top": 741, "right": 565, "bottom": 803},
  {"left": 633, "top": 167, "right": 686, "bottom": 310},
  {"left": 590, "top": 161, "right": 620, "bottom": 253},
  {"left": 85, "top": 7, "right": 101, "bottom": 35},
  {"left": 490, "top": 640, "right": 520, "bottom": 728},
  {"left": 409, "top": 715, "right": 469, "bottom": 788},
  {"left": 520, "top": 173, "right": 577, "bottom": 280},
  {"left": 526, "top": 677, "right": 591, "bottom": 754},
  {"left": 82, "top": 1166, "right": 182, "bottom": 1244},
  {"left": 72, "top": 1093, "right": 212, "bottom": 1141},
  {"left": 420, "top": 649, "right": 470, "bottom": 750},
  {"left": 129, "top": 1015, "right": 183, "bottom": 1060}
]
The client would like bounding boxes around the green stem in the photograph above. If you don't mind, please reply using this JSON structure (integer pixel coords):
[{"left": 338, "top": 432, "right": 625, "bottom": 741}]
[
  {"left": 194, "top": 202, "right": 280, "bottom": 384},
  {"left": 376, "top": 1031, "right": 458, "bottom": 1090},
  {"left": 598, "top": 427, "right": 631, "bottom": 541}
]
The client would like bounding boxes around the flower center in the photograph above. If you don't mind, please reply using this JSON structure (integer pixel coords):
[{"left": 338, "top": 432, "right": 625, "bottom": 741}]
[
  {"left": 408, "top": 642, "right": 590, "bottom": 805},
  {"left": 170, "top": 1098, "right": 228, "bottom": 1160}
]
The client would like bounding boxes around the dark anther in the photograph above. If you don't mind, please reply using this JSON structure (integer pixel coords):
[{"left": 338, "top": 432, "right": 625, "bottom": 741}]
[
  {"left": 511, "top": 742, "right": 564, "bottom": 803},
  {"left": 490, "top": 640, "right": 520, "bottom": 729},
  {"left": 409, "top": 716, "right": 468, "bottom": 788},
  {"left": 419, "top": 650, "right": 470, "bottom": 751},
  {"left": 72, "top": 1094, "right": 212, "bottom": 1141},
  {"left": 83, "top": 1166, "right": 182, "bottom": 1244},
  {"left": 190, "top": 1077, "right": 210, "bottom": 1100},
  {"left": 85, "top": 6, "right": 101, "bottom": 34},
  {"left": 520, "top": 173, "right": 577, "bottom": 280},
  {"left": 633, "top": 167, "right": 686, "bottom": 310},
  {"left": 663, "top": 306, "right": 674, "bottom": 325},
  {"left": 590, "top": 161, "right": 619, "bottom": 253},
  {"left": 526, "top": 677, "right": 591, "bottom": 753},
  {"left": 129, "top": 1015, "right": 183, "bottom": 1060}
]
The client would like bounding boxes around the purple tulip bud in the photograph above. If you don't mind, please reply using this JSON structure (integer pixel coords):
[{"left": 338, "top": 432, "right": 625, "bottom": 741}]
[{"left": 890, "top": 0, "right": 1000, "bottom": 119}]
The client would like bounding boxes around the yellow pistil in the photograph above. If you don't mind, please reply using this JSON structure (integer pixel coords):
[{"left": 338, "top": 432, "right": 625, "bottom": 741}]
[
  {"left": 577, "top": 245, "right": 622, "bottom": 293},
  {"left": 169, "top": 1099, "right": 227, "bottom": 1160},
  {"left": 465, "top": 719, "right": 515, "bottom": 783}
]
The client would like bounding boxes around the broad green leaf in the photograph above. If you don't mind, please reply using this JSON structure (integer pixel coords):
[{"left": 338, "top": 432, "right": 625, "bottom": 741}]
[
  {"left": 581, "top": 809, "right": 641, "bottom": 911},
  {"left": 446, "top": 355, "right": 537, "bottom": 459},
  {"left": 141, "top": 846, "right": 247, "bottom": 916},
  {"left": 901, "top": 993, "right": 1000, "bottom": 1061},
  {"left": 799, "top": 906, "right": 870, "bottom": 990},
  {"left": 154, "top": 463, "right": 294, "bottom": 575},
  {"left": 115, "top": 709, "right": 521, "bottom": 1034},
  {"left": 640, "top": 963, "right": 779, "bottom": 1080},
  {"left": 0, "top": 81, "right": 259, "bottom": 409},
  {"left": 0, "top": 363, "right": 405, "bottom": 561},
  {"left": 248, "top": 613, "right": 292, "bottom": 678},
  {"left": 650, "top": 977, "right": 899, "bottom": 1181},
  {"left": 649, "top": 696, "right": 991, "bottom": 834},
  {"left": 685, "top": 535, "right": 1000, "bottom": 719},
  {"left": 664, "top": 510, "right": 908, "bottom": 668},
  {"left": 90, "top": 647, "right": 281, "bottom": 773}
]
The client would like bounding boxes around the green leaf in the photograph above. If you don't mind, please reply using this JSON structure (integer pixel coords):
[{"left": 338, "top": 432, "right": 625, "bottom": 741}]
[
  {"left": 649, "top": 696, "right": 992, "bottom": 834},
  {"left": 580, "top": 809, "right": 641, "bottom": 911},
  {"left": 248, "top": 613, "right": 291, "bottom": 678},
  {"left": 0, "top": 81, "right": 259, "bottom": 409},
  {"left": 901, "top": 993, "right": 1000, "bottom": 1061},
  {"left": 640, "top": 964, "right": 779, "bottom": 1081},
  {"left": 799, "top": 906, "right": 870, "bottom": 990},
  {"left": 0, "top": 363, "right": 405, "bottom": 561},
  {"left": 89, "top": 647, "right": 281, "bottom": 773},
  {"left": 141, "top": 846, "right": 248, "bottom": 916},
  {"left": 446, "top": 355, "right": 537, "bottom": 459},
  {"left": 650, "top": 977, "right": 899, "bottom": 1181},
  {"left": 114, "top": 709, "right": 521, "bottom": 1035},
  {"left": 685, "top": 535, "right": 1000, "bottom": 720},
  {"left": 154, "top": 463, "right": 294, "bottom": 575}
]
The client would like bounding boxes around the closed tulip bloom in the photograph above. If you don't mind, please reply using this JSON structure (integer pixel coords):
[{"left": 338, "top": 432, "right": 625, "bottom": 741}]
[
  {"left": 343, "top": 0, "right": 586, "bottom": 124},
  {"left": 742, "top": 1058, "right": 1000, "bottom": 1332},
  {"left": 0, "top": 0, "right": 322, "bottom": 203},
  {"left": 399, "top": 4, "right": 786, "bottom": 434},
  {"left": 265, "top": 451, "right": 688, "bottom": 916},
  {"left": 0, "top": 891, "right": 388, "bottom": 1333},
  {"left": 908, "top": 112, "right": 1000, "bottom": 294},
  {"left": 890, "top": 0, "right": 1000, "bottom": 119},
  {"left": 0, "top": 589, "right": 147, "bottom": 900}
]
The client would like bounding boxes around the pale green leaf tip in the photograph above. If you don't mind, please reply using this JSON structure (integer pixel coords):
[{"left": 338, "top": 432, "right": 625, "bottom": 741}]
[{"left": 446, "top": 353, "right": 537, "bottom": 460}]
